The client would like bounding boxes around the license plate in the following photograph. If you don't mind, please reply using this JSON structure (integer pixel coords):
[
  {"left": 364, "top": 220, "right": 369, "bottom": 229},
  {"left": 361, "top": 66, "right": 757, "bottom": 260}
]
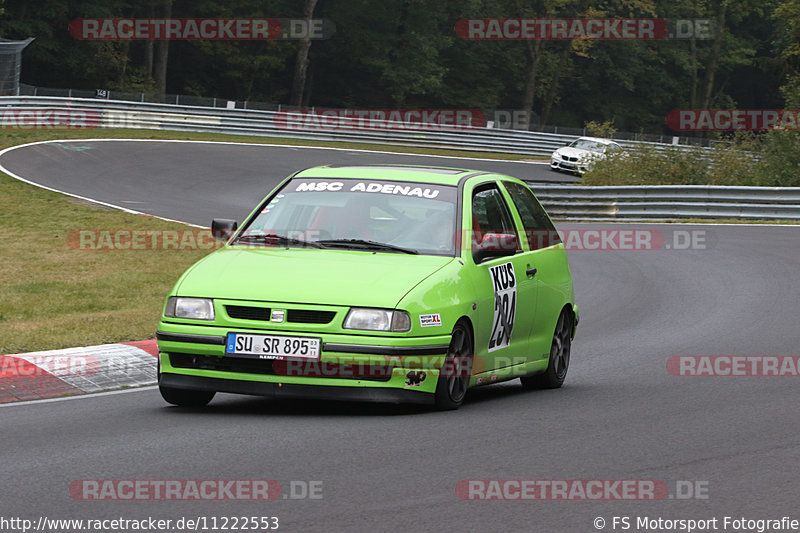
[{"left": 226, "top": 333, "right": 321, "bottom": 360}]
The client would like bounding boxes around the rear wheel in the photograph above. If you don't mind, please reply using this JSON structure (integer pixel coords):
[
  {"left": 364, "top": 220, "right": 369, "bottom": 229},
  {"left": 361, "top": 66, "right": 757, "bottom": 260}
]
[
  {"left": 434, "top": 321, "right": 473, "bottom": 410},
  {"left": 521, "top": 310, "right": 572, "bottom": 390}
]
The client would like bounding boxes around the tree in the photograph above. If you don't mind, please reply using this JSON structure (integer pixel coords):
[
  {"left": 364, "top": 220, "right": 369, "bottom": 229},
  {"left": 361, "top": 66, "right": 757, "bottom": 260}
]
[{"left": 289, "top": 0, "right": 318, "bottom": 106}]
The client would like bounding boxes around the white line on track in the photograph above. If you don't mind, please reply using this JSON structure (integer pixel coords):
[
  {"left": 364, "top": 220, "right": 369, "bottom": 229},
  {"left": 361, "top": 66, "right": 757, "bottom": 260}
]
[{"left": 0, "top": 385, "right": 157, "bottom": 409}]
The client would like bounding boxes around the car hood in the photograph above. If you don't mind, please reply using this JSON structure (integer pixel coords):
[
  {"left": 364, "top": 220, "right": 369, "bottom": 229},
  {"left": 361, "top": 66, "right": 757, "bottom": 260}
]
[
  {"left": 554, "top": 147, "right": 601, "bottom": 159},
  {"left": 175, "top": 247, "right": 455, "bottom": 308}
]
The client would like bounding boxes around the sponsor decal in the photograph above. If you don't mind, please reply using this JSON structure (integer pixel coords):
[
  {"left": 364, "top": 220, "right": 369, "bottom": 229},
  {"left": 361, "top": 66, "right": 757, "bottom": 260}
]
[
  {"left": 475, "top": 372, "right": 499, "bottom": 385},
  {"left": 419, "top": 313, "right": 442, "bottom": 327},
  {"left": 292, "top": 180, "right": 441, "bottom": 199},
  {"left": 405, "top": 371, "right": 427, "bottom": 386},
  {"left": 488, "top": 262, "right": 516, "bottom": 352}
]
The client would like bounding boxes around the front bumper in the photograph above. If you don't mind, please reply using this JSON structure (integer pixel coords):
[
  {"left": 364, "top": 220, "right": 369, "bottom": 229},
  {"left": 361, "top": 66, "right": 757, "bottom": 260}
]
[
  {"left": 156, "top": 323, "right": 452, "bottom": 397},
  {"left": 159, "top": 373, "right": 435, "bottom": 405},
  {"left": 550, "top": 159, "right": 585, "bottom": 173}
]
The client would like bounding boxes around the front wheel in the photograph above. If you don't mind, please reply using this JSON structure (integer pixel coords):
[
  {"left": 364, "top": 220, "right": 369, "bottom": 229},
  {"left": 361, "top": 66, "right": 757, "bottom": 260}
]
[
  {"left": 434, "top": 321, "right": 473, "bottom": 410},
  {"left": 158, "top": 359, "right": 215, "bottom": 407},
  {"left": 521, "top": 310, "right": 572, "bottom": 390},
  {"left": 159, "top": 382, "right": 215, "bottom": 407}
]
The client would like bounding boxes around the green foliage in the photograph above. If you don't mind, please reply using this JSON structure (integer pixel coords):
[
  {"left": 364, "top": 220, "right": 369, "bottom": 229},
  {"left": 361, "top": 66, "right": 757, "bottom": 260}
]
[
  {"left": 0, "top": 0, "right": 794, "bottom": 134},
  {"left": 583, "top": 130, "right": 800, "bottom": 186},
  {"left": 584, "top": 119, "right": 617, "bottom": 138}
]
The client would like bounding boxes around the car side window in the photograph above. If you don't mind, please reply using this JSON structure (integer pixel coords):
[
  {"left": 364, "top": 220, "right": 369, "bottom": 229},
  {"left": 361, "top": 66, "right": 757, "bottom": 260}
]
[
  {"left": 503, "top": 181, "right": 561, "bottom": 251},
  {"left": 471, "top": 183, "right": 518, "bottom": 245}
]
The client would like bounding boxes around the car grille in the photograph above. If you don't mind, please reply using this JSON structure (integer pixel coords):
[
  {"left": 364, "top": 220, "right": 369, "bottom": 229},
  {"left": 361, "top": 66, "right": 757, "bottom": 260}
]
[
  {"left": 565, "top": 156, "right": 579, "bottom": 162},
  {"left": 168, "top": 353, "right": 391, "bottom": 381},
  {"left": 225, "top": 305, "right": 336, "bottom": 324},
  {"left": 225, "top": 305, "right": 270, "bottom": 321},
  {"left": 287, "top": 309, "right": 336, "bottom": 324}
]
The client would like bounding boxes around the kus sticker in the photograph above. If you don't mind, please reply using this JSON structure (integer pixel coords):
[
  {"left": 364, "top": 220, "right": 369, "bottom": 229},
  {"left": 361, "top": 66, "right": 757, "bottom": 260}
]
[
  {"left": 419, "top": 313, "right": 442, "bottom": 327},
  {"left": 488, "top": 262, "right": 516, "bottom": 352}
]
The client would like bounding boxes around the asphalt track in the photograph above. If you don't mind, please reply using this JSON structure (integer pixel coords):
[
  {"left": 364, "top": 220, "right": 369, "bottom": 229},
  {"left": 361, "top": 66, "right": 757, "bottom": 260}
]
[
  {"left": 2, "top": 140, "right": 800, "bottom": 532},
  {"left": 0, "top": 140, "right": 566, "bottom": 227}
]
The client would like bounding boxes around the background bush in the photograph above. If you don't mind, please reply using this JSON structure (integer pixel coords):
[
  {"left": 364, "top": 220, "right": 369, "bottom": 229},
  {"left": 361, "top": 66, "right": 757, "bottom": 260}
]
[{"left": 582, "top": 131, "right": 800, "bottom": 187}]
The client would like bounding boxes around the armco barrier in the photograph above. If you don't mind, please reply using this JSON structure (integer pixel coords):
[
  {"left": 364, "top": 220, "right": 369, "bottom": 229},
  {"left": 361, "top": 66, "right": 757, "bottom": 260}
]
[
  {"left": 0, "top": 95, "right": 700, "bottom": 156},
  {"left": 531, "top": 184, "right": 800, "bottom": 220},
  {"left": 1, "top": 96, "right": 796, "bottom": 220}
]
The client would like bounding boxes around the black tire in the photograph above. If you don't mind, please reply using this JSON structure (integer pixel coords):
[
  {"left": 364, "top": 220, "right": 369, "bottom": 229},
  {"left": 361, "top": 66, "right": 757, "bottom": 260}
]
[
  {"left": 157, "top": 358, "right": 215, "bottom": 407},
  {"left": 433, "top": 321, "right": 473, "bottom": 410},
  {"left": 521, "top": 309, "right": 572, "bottom": 390},
  {"left": 159, "top": 382, "right": 215, "bottom": 407}
]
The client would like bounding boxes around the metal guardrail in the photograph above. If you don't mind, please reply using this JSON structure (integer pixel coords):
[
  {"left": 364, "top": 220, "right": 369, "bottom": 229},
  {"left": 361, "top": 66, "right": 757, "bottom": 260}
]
[
  {"left": 0, "top": 95, "right": 704, "bottom": 157},
  {"left": 1, "top": 96, "right": 795, "bottom": 221},
  {"left": 531, "top": 184, "right": 800, "bottom": 220}
]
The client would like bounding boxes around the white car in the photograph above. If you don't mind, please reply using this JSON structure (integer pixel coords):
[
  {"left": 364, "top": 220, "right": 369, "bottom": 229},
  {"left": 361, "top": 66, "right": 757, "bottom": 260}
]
[{"left": 550, "top": 137, "right": 623, "bottom": 175}]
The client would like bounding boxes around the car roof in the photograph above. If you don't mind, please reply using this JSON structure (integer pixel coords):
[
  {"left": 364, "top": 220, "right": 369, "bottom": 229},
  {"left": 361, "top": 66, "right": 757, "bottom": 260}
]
[
  {"left": 292, "top": 164, "right": 518, "bottom": 186},
  {"left": 574, "top": 136, "right": 620, "bottom": 145}
]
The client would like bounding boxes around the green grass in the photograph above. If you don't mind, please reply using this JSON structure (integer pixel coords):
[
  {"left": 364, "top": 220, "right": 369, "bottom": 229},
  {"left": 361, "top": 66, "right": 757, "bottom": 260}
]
[{"left": 0, "top": 170, "right": 216, "bottom": 354}]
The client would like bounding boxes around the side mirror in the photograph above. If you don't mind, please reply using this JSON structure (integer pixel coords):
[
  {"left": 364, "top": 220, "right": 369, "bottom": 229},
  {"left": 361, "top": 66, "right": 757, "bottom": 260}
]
[
  {"left": 473, "top": 233, "right": 518, "bottom": 263},
  {"left": 211, "top": 219, "right": 238, "bottom": 241}
]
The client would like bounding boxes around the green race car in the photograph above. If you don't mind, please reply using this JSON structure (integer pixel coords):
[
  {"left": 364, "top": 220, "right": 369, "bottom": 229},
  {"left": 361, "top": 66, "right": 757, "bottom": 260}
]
[{"left": 156, "top": 165, "right": 578, "bottom": 410}]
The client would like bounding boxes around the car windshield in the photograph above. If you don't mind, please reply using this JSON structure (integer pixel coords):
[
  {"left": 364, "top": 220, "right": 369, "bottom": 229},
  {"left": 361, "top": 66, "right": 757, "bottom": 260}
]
[
  {"left": 234, "top": 178, "right": 458, "bottom": 256},
  {"left": 569, "top": 139, "right": 608, "bottom": 152}
]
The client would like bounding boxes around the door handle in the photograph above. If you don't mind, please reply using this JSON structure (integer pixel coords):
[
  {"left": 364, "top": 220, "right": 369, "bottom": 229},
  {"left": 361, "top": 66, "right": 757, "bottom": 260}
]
[{"left": 526, "top": 267, "right": 537, "bottom": 277}]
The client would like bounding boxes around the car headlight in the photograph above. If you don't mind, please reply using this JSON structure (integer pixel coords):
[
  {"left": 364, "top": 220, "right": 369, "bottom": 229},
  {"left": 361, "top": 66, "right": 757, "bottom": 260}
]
[
  {"left": 164, "top": 297, "right": 215, "bottom": 320},
  {"left": 343, "top": 308, "right": 411, "bottom": 332}
]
